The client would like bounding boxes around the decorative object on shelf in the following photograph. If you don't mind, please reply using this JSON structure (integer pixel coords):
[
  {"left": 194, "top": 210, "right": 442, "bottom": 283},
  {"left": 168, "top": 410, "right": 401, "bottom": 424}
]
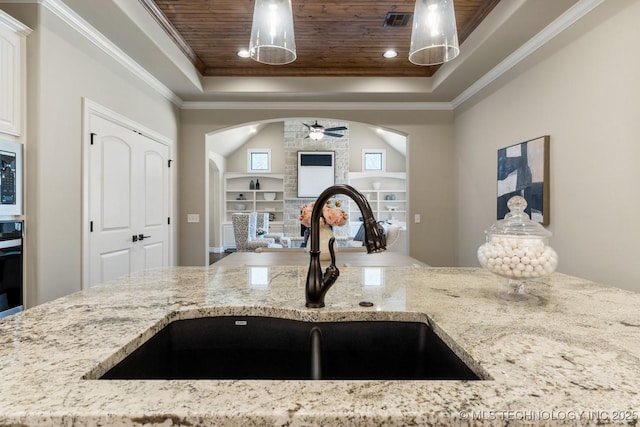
[
  {"left": 249, "top": 180, "right": 255, "bottom": 190},
  {"left": 372, "top": 181, "right": 381, "bottom": 190},
  {"left": 478, "top": 196, "right": 558, "bottom": 299},
  {"left": 256, "top": 227, "right": 266, "bottom": 236},
  {"left": 386, "top": 205, "right": 397, "bottom": 212},
  {"left": 268, "top": 212, "right": 276, "bottom": 221},
  {"left": 497, "top": 135, "right": 550, "bottom": 225},
  {"left": 409, "top": 0, "right": 460, "bottom": 67},
  {"left": 299, "top": 199, "right": 348, "bottom": 261},
  {"left": 255, "top": 179, "right": 260, "bottom": 190},
  {"left": 249, "top": 0, "right": 296, "bottom": 65},
  {"left": 263, "top": 192, "right": 276, "bottom": 201},
  {"left": 236, "top": 194, "right": 246, "bottom": 200},
  {"left": 234, "top": 203, "right": 246, "bottom": 211},
  {"left": 385, "top": 194, "right": 397, "bottom": 200}
]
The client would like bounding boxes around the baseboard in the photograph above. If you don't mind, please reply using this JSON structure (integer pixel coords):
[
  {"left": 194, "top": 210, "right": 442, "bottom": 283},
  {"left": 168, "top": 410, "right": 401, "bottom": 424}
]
[{"left": 210, "top": 246, "right": 225, "bottom": 253}]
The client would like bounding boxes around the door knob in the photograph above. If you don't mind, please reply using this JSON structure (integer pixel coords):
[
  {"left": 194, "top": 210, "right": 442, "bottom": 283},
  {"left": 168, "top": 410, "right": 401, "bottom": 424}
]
[{"left": 138, "top": 234, "right": 151, "bottom": 241}]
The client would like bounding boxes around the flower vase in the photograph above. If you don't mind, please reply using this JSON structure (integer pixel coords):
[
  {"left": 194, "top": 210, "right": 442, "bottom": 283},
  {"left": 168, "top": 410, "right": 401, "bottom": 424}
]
[{"left": 309, "top": 222, "right": 334, "bottom": 261}]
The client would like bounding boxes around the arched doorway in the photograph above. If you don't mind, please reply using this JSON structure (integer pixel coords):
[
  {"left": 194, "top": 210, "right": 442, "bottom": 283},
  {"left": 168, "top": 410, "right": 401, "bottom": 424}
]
[{"left": 205, "top": 118, "right": 408, "bottom": 260}]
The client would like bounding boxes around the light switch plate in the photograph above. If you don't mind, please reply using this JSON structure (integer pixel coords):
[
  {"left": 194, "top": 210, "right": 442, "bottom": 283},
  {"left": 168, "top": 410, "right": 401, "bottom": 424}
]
[
  {"left": 187, "top": 214, "right": 200, "bottom": 223},
  {"left": 414, "top": 214, "right": 421, "bottom": 223}
]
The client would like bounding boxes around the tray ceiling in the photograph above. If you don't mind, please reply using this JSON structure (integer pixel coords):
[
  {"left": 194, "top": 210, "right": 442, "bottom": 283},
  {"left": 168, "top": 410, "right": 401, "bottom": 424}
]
[{"left": 141, "top": 0, "right": 500, "bottom": 77}]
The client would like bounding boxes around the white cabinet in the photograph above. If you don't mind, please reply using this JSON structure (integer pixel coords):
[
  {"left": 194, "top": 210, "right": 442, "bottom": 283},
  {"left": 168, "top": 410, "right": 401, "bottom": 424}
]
[
  {"left": 0, "top": 11, "right": 30, "bottom": 136},
  {"left": 348, "top": 172, "right": 407, "bottom": 226}
]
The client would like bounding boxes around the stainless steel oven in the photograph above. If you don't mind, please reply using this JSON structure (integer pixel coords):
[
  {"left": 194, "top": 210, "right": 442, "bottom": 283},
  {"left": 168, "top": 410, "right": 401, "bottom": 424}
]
[{"left": 0, "top": 221, "right": 23, "bottom": 319}]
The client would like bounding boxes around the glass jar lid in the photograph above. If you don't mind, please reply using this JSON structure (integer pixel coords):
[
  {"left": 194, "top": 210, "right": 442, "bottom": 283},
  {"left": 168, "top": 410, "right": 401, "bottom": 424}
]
[{"left": 486, "top": 196, "right": 551, "bottom": 237}]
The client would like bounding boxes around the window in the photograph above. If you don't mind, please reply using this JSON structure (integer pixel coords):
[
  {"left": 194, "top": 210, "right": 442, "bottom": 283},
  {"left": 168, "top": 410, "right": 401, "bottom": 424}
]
[
  {"left": 248, "top": 149, "right": 271, "bottom": 172},
  {"left": 362, "top": 149, "right": 385, "bottom": 172}
]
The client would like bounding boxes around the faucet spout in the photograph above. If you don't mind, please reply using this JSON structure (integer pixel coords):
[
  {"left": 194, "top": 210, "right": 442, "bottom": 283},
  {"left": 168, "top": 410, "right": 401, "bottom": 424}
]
[{"left": 305, "top": 185, "right": 386, "bottom": 308}]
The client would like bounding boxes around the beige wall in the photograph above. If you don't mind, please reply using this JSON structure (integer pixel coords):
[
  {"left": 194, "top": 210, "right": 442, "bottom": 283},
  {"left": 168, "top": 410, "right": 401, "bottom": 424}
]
[
  {"left": 3, "top": 4, "right": 180, "bottom": 305},
  {"left": 454, "top": 0, "right": 640, "bottom": 292},
  {"left": 222, "top": 121, "right": 405, "bottom": 176},
  {"left": 225, "top": 122, "right": 286, "bottom": 173},
  {"left": 180, "top": 109, "right": 455, "bottom": 267},
  {"left": 348, "top": 122, "right": 406, "bottom": 173}
]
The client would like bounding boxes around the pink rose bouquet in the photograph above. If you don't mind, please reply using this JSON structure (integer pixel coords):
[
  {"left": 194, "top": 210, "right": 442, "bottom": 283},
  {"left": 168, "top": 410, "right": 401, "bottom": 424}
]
[{"left": 299, "top": 199, "right": 348, "bottom": 228}]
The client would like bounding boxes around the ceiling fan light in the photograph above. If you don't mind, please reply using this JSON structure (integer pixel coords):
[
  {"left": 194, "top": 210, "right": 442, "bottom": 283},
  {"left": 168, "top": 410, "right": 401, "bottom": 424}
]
[
  {"left": 409, "top": 0, "right": 459, "bottom": 66},
  {"left": 249, "top": 0, "right": 297, "bottom": 65},
  {"left": 309, "top": 130, "right": 324, "bottom": 140}
]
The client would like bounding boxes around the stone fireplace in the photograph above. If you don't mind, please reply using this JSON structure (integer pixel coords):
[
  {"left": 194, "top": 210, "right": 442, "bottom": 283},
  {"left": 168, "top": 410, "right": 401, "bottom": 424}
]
[{"left": 283, "top": 119, "right": 350, "bottom": 240}]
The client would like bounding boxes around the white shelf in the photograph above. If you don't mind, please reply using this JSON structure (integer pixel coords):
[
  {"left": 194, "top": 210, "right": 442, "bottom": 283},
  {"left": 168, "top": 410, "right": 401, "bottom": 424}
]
[
  {"left": 348, "top": 172, "right": 407, "bottom": 226},
  {"left": 224, "top": 173, "right": 285, "bottom": 223}
]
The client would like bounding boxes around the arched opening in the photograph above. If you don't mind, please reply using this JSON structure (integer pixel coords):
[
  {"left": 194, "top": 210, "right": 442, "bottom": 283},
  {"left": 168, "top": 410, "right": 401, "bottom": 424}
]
[{"left": 205, "top": 118, "right": 408, "bottom": 261}]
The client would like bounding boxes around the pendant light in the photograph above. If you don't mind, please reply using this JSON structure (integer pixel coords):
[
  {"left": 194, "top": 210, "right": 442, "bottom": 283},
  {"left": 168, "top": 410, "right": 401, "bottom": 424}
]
[
  {"left": 249, "top": 0, "right": 297, "bottom": 65},
  {"left": 409, "top": 0, "right": 460, "bottom": 66}
]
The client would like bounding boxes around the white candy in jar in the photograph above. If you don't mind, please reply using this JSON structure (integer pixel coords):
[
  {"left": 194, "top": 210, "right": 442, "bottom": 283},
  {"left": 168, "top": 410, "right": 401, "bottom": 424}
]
[{"left": 477, "top": 236, "right": 558, "bottom": 279}]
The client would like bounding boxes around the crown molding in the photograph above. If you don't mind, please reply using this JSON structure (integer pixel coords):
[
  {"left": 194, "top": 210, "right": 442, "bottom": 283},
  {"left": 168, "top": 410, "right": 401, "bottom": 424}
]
[
  {"left": 181, "top": 101, "right": 454, "bottom": 111},
  {"left": 1, "top": 0, "right": 604, "bottom": 112},
  {"left": 4, "top": 0, "right": 183, "bottom": 106},
  {"left": 0, "top": 8, "right": 32, "bottom": 35},
  {"left": 452, "top": 0, "right": 605, "bottom": 108}
]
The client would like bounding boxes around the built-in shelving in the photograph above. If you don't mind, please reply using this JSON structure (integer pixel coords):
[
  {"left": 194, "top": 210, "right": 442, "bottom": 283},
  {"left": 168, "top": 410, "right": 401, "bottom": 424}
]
[
  {"left": 348, "top": 172, "right": 407, "bottom": 228},
  {"left": 223, "top": 173, "right": 285, "bottom": 248},
  {"left": 224, "top": 173, "right": 285, "bottom": 222}
]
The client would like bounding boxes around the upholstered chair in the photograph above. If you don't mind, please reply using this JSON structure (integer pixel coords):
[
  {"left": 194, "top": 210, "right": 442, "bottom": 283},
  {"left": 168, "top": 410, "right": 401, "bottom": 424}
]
[
  {"left": 384, "top": 224, "right": 402, "bottom": 249},
  {"left": 232, "top": 213, "right": 271, "bottom": 251},
  {"left": 255, "top": 212, "right": 287, "bottom": 246},
  {"left": 353, "top": 222, "right": 402, "bottom": 250},
  {"left": 247, "top": 212, "right": 277, "bottom": 245}
]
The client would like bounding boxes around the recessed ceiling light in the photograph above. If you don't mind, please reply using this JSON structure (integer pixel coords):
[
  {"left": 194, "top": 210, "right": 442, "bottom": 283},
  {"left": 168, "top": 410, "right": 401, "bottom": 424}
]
[
  {"left": 237, "top": 49, "right": 250, "bottom": 58},
  {"left": 383, "top": 50, "right": 398, "bottom": 59}
]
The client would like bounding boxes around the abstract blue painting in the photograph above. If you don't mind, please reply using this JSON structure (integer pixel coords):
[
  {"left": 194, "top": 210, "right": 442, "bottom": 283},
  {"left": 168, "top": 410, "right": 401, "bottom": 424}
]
[{"left": 497, "top": 135, "right": 550, "bottom": 224}]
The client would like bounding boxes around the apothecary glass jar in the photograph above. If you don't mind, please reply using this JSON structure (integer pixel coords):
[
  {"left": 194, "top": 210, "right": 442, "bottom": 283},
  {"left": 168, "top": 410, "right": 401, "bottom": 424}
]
[{"left": 477, "top": 196, "right": 558, "bottom": 292}]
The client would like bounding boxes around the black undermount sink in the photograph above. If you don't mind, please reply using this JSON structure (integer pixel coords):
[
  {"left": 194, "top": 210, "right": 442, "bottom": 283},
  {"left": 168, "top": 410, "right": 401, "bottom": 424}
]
[{"left": 100, "top": 316, "right": 481, "bottom": 381}]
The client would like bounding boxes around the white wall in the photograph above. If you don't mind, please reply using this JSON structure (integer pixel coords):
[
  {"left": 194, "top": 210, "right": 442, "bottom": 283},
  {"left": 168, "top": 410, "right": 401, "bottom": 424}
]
[
  {"left": 455, "top": 0, "right": 640, "bottom": 292},
  {"left": 3, "top": 4, "right": 180, "bottom": 305}
]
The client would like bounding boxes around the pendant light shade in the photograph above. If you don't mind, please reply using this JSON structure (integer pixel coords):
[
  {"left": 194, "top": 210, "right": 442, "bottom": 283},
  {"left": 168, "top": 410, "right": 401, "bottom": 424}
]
[
  {"left": 409, "top": 0, "right": 460, "bottom": 66},
  {"left": 249, "top": 0, "right": 297, "bottom": 65}
]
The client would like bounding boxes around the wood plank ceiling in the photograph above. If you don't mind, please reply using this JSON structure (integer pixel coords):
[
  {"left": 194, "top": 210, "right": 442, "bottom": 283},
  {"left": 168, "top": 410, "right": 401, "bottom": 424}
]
[{"left": 141, "top": 0, "right": 500, "bottom": 77}]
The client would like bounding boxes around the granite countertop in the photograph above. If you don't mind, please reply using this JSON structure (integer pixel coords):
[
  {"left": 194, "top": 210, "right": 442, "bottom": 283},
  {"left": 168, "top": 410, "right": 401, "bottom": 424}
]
[{"left": 1, "top": 255, "right": 639, "bottom": 426}]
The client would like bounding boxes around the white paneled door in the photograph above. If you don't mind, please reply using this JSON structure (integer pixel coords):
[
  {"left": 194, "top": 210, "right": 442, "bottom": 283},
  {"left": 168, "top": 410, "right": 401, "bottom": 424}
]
[{"left": 88, "top": 114, "right": 170, "bottom": 287}]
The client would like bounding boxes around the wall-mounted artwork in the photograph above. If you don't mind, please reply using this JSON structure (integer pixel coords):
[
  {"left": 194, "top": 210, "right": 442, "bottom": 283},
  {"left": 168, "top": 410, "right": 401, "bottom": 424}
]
[{"left": 497, "top": 135, "right": 549, "bottom": 224}]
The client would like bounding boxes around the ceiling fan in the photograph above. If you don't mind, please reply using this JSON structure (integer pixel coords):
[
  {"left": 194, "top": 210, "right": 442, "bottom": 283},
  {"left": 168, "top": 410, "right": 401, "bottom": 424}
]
[{"left": 303, "top": 121, "right": 347, "bottom": 140}]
